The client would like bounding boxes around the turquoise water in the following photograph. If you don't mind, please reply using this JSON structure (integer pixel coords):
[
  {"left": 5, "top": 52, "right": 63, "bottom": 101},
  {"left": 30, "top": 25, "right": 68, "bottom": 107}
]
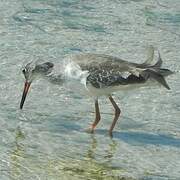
[{"left": 0, "top": 0, "right": 180, "bottom": 179}]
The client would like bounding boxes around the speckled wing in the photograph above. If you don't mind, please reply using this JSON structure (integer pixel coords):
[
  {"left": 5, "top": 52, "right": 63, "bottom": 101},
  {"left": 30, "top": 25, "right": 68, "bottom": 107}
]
[{"left": 72, "top": 54, "right": 145, "bottom": 88}]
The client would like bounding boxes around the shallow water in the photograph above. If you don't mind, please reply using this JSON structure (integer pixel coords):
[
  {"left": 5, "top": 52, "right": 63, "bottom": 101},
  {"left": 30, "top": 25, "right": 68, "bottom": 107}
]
[{"left": 0, "top": 0, "right": 180, "bottom": 179}]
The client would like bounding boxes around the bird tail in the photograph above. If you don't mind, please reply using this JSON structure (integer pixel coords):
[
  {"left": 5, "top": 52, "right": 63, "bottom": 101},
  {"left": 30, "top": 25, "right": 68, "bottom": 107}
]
[{"left": 139, "top": 49, "right": 173, "bottom": 90}]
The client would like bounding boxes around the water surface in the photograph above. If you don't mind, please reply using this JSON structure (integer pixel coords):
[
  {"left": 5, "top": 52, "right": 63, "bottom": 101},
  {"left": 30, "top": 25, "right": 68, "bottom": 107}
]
[{"left": 0, "top": 0, "right": 180, "bottom": 179}]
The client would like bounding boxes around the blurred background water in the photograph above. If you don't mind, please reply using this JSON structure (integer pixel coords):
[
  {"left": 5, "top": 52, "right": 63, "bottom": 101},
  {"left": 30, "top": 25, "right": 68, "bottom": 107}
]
[{"left": 0, "top": 0, "right": 180, "bottom": 179}]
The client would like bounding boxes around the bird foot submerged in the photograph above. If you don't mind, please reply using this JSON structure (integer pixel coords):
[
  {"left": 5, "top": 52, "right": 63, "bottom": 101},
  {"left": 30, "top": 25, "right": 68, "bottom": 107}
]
[
  {"left": 84, "top": 127, "right": 94, "bottom": 134},
  {"left": 84, "top": 127, "right": 114, "bottom": 137}
]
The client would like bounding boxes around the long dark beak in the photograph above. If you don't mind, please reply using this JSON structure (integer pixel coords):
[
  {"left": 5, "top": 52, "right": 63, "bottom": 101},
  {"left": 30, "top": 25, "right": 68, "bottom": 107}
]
[{"left": 20, "top": 81, "right": 31, "bottom": 109}]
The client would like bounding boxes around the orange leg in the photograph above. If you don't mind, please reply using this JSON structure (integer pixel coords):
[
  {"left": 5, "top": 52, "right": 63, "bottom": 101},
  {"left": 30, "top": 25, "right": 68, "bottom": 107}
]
[
  {"left": 90, "top": 99, "right": 101, "bottom": 133},
  {"left": 109, "top": 96, "right": 121, "bottom": 136}
]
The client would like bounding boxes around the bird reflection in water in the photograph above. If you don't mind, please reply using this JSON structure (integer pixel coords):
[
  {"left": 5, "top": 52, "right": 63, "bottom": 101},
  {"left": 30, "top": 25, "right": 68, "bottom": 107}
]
[{"left": 85, "top": 135, "right": 117, "bottom": 163}]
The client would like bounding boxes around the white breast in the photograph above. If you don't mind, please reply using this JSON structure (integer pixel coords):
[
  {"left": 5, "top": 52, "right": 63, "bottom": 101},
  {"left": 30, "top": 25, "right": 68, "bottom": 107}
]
[{"left": 64, "top": 61, "right": 89, "bottom": 85}]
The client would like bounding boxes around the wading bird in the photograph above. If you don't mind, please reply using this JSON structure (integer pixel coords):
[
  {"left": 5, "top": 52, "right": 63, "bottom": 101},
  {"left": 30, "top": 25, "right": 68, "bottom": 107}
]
[{"left": 20, "top": 47, "right": 173, "bottom": 136}]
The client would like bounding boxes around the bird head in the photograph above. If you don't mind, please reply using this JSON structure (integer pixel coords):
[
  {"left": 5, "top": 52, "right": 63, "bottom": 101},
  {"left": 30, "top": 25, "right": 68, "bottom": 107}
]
[{"left": 20, "top": 61, "right": 54, "bottom": 109}]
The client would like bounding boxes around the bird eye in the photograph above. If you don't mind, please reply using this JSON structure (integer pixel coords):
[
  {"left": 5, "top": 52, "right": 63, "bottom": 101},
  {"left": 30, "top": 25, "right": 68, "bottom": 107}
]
[{"left": 22, "top": 69, "right": 26, "bottom": 74}]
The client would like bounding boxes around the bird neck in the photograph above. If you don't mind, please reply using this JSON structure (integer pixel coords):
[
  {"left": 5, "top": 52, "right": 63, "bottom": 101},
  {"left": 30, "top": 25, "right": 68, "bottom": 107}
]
[{"left": 45, "top": 72, "right": 65, "bottom": 85}]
